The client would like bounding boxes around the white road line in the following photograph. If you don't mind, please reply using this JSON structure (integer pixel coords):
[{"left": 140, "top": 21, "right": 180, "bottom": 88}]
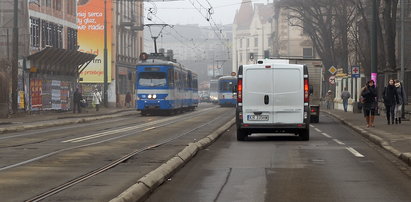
[
  {"left": 309, "top": 125, "right": 314, "bottom": 128},
  {"left": 333, "top": 139, "right": 345, "bottom": 145},
  {"left": 314, "top": 128, "right": 322, "bottom": 133},
  {"left": 321, "top": 132, "right": 332, "bottom": 138},
  {"left": 346, "top": 147, "right": 365, "bottom": 158}
]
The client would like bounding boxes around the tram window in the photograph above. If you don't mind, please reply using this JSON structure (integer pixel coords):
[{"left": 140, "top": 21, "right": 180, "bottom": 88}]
[
  {"left": 138, "top": 72, "right": 167, "bottom": 87},
  {"left": 219, "top": 81, "right": 234, "bottom": 91},
  {"left": 168, "top": 69, "right": 174, "bottom": 87}
]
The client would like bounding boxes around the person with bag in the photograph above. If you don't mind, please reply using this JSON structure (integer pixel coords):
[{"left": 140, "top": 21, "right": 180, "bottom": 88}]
[
  {"left": 382, "top": 79, "right": 399, "bottom": 125},
  {"left": 73, "top": 88, "right": 82, "bottom": 113},
  {"left": 394, "top": 80, "right": 406, "bottom": 124},
  {"left": 361, "top": 80, "right": 378, "bottom": 127},
  {"left": 92, "top": 89, "right": 102, "bottom": 111}
]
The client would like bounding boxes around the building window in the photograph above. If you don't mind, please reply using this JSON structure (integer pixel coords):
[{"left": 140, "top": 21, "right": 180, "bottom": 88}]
[
  {"left": 66, "top": 0, "right": 76, "bottom": 16},
  {"left": 53, "top": 0, "right": 61, "bottom": 11},
  {"left": 46, "top": 0, "right": 51, "bottom": 7},
  {"left": 303, "top": 48, "right": 313, "bottom": 59},
  {"left": 247, "top": 38, "right": 250, "bottom": 47},
  {"left": 30, "top": 17, "right": 40, "bottom": 48},
  {"left": 41, "top": 20, "right": 63, "bottom": 48},
  {"left": 67, "top": 28, "right": 77, "bottom": 50},
  {"left": 254, "top": 37, "right": 258, "bottom": 47}
]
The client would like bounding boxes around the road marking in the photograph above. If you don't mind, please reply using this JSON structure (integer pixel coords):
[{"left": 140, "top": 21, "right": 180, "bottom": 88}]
[
  {"left": 346, "top": 147, "right": 365, "bottom": 158},
  {"left": 333, "top": 139, "right": 345, "bottom": 145},
  {"left": 314, "top": 128, "right": 322, "bottom": 133},
  {"left": 62, "top": 106, "right": 218, "bottom": 143},
  {"left": 321, "top": 132, "right": 332, "bottom": 138},
  {"left": 142, "top": 127, "right": 156, "bottom": 132},
  {"left": 309, "top": 125, "right": 314, "bottom": 128}
]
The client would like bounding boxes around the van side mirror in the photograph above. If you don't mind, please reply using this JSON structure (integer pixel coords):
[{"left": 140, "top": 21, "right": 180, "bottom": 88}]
[{"left": 309, "top": 85, "right": 314, "bottom": 95}]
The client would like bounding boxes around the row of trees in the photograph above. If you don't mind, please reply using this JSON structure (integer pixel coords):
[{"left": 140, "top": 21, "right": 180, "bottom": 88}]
[{"left": 280, "top": 0, "right": 401, "bottom": 78}]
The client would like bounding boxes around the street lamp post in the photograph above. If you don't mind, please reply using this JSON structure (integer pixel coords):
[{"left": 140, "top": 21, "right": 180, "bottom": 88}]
[
  {"left": 11, "top": 0, "right": 19, "bottom": 113},
  {"left": 371, "top": 0, "right": 378, "bottom": 85},
  {"left": 104, "top": 0, "right": 108, "bottom": 107}
]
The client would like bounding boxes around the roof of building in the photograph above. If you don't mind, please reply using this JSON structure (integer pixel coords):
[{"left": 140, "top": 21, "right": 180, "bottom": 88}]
[
  {"left": 234, "top": 0, "right": 254, "bottom": 30},
  {"left": 234, "top": 1, "right": 273, "bottom": 30},
  {"left": 255, "top": 3, "right": 274, "bottom": 23}
]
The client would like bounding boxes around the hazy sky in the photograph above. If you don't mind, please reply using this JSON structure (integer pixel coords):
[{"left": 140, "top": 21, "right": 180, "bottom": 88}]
[{"left": 144, "top": 0, "right": 272, "bottom": 26}]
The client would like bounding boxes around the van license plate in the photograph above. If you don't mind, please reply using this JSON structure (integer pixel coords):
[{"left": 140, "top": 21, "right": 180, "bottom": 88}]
[{"left": 247, "top": 115, "right": 269, "bottom": 121}]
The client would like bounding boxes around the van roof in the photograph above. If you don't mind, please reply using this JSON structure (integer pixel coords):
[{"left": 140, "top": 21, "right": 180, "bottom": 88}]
[
  {"left": 257, "top": 59, "right": 290, "bottom": 64},
  {"left": 243, "top": 63, "right": 304, "bottom": 69}
]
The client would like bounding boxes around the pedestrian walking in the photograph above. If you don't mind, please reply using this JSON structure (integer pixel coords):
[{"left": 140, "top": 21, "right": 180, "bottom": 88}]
[
  {"left": 92, "top": 89, "right": 102, "bottom": 111},
  {"left": 361, "top": 80, "right": 378, "bottom": 127},
  {"left": 73, "top": 88, "right": 82, "bottom": 113},
  {"left": 125, "top": 92, "right": 132, "bottom": 108},
  {"left": 341, "top": 87, "right": 351, "bottom": 112},
  {"left": 325, "top": 90, "right": 334, "bottom": 110},
  {"left": 394, "top": 80, "right": 406, "bottom": 124},
  {"left": 382, "top": 79, "right": 399, "bottom": 125}
]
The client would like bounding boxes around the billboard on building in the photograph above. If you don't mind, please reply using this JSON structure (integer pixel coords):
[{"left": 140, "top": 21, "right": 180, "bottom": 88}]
[{"left": 77, "top": 0, "right": 112, "bottom": 83}]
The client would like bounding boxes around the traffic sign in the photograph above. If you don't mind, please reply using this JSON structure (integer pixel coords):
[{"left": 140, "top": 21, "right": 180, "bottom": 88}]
[
  {"left": 329, "top": 75, "right": 336, "bottom": 85},
  {"left": 328, "top": 66, "right": 337, "bottom": 74},
  {"left": 351, "top": 66, "right": 360, "bottom": 78}
]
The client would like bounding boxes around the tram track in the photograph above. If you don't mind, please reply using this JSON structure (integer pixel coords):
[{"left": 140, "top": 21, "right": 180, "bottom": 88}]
[
  {"left": 24, "top": 112, "right": 225, "bottom": 202},
  {"left": 0, "top": 106, "right": 218, "bottom": 172}
]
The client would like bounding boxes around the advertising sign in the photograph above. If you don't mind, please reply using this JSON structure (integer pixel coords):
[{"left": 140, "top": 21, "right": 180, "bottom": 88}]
[{"left": 77, "top": 0, "right": 112, "bottom": 83}]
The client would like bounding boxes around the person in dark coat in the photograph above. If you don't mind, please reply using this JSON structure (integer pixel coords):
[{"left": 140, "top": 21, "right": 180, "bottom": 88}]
[
  {"left": 383, "top": 79, "right": 399, "bottom": 124},
  {"left": 394, "top": 80, "right": 406, "bottom": 124},
  {"left": 361, "top": 80, "right": 378, "bottom": 127},
  {"left": 73, "top": 88, "right": 82, "bottom": 113},
  {"left": 125, "top": 92, "right": 132, "bottom": 108}
]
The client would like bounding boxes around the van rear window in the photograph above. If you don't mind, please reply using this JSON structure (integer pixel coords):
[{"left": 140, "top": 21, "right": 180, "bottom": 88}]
[{"left": 273, "top": 69, "right": 301, "bottom": 93}]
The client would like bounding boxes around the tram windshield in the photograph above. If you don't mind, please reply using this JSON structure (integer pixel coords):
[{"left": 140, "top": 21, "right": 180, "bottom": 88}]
[{"left": 138, "top": 72, "right": 167, "bottom": 87}]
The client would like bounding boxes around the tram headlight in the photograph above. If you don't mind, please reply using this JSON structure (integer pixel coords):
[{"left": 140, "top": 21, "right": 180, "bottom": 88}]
[
  {"left": 153, "top": 94, "right": 157, "bottom": 99},
  {"left": 148, "top": 94, "right": 152, "bottom": 99}
]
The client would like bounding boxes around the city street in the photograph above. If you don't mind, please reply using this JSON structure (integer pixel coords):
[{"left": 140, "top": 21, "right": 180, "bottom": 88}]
[
  {"left": 0, "top": 104, "right": 234, "bottom": 201},
  {"left": 147, "top": 114, "right": 411, "bottom": 202}
]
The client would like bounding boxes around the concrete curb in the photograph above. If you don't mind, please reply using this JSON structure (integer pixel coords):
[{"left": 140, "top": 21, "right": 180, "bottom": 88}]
[
  {"left": 110, "top": 118, "right": 236, "bottom": 202},
  {"left": 0, "top": 111, "right": 139, "bottom": 134},
  {"left": 324, "top": 111, "right": 411, "bottom": 166}
]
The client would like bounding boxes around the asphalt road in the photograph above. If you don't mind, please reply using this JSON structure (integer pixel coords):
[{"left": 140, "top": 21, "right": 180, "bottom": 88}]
[
  {"left": 146, "top": 114, "right": 411, "bottom": 202},
  {"left": 0, "top": 103, "right": 234, "bottom": 202}
]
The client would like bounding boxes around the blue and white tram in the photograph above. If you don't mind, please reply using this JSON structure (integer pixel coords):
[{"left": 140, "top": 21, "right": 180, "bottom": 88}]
[
  {"left": 136, "top": 59, "right": 198, "bottom": 115},
  {"left": 218, "top": 76, "right": 237, "bottom": 107}
]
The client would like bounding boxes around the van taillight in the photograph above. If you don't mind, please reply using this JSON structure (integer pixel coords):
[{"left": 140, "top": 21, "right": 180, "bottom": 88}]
[
  {"left": 304, "top": 79, "right": 309, "bottom": 103},
  {"left": 237, "top": 79, "right": 242, "bottom": 103}
]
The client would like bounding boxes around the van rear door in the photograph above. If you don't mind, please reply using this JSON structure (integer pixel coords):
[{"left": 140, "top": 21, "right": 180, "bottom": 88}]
[
  {"left": 242, "top": 66, "right": 274, "bottom": 124},
  {"left": 272, "top": 65, "right": 304, "bottom": 124}
]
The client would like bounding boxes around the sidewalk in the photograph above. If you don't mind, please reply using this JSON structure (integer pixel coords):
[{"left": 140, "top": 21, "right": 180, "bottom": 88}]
[
  {"left": 324, "top": 108, "right": 411, "bottom": 166},
  {"left": 0, "top": 107, "right": 139, "bottom": 134}
]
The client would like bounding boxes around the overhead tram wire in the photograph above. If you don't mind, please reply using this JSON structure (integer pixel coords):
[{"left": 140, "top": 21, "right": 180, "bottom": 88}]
[
  {"left": 186, "top": 0, "right": 230, "bottom": 58},
  {"left": 145, "top": 9, "right": 204, "bottom": 56}
]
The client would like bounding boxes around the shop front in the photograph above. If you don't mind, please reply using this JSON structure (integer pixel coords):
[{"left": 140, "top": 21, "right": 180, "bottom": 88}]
[{"left": 25, "top": 47, "right": 95, "bottom": 112}]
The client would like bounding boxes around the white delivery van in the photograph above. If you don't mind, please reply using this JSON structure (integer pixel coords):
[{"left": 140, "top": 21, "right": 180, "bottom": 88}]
[{"left": 235, "top": 63, "right": 311, "bottom": 141}]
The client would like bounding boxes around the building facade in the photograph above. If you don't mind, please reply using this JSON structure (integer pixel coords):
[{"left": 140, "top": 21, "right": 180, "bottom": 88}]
[
  {"left": 114, "top": 0, "right": 144, "bottom": 107},
  {"left": 232, "top": 0, "right": 318, "bottom": 72}
]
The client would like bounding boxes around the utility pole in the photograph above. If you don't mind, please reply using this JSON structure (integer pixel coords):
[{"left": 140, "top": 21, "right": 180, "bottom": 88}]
[
  {"left": 11, "top": 0, "right": 19, "bottom": 113},
  {"left": 400, "top": 0, "right": 406, "bottom": 119},
  {"left": 371, "top": 0, "right": 378, "bottom": 85},
  {"left": 400, "top": 0, "right": 405, "bottom": 82},
  {"left": 104, "top": 0, "right": 108, "bottom": 107}
]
